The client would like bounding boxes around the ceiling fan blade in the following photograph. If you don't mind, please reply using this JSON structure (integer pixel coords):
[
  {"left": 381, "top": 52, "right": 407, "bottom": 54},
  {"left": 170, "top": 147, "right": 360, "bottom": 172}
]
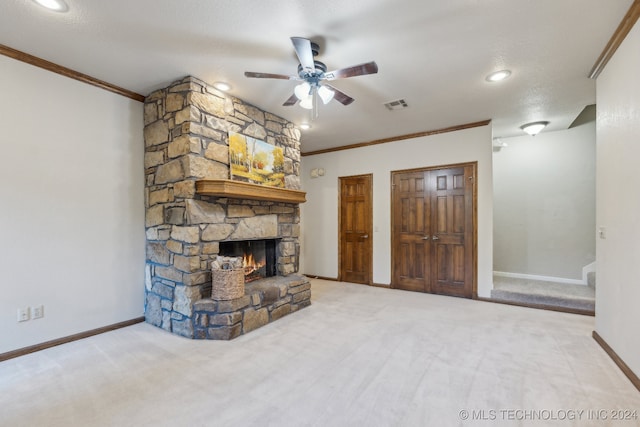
[
  {"left": 291, "top": 37, "right": 315, "bottom": 72},
  {"left": 324, "top": 84, "right": 355, "bottom": 106},
  {"left": 244, "top": 71, "right": 296, "bottom": 80},
  {"left": 324, "top": 61, "right": 379, "bottom": 80},
  {"left": 283, "top": 93, "right": 298, "bottom": 106}
]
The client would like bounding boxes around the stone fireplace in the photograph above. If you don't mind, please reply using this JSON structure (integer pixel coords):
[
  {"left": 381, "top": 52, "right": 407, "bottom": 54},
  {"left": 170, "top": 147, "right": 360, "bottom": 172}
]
[{"left": 143, "top": 76, "right": 310, "bottom": 340}]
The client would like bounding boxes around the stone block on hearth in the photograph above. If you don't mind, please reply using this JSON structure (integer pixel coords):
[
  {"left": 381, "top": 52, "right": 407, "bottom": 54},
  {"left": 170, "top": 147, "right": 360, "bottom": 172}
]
[
  {"left": 289, "top": 282, "right": 311, "bottom": 295},
  {"left": 171, "top": 317, "right": 193, "bottom": 338},
  {"left": 270, "top": 304, "right": 291, "bottom": 321},
  {"left": 292, "top": 290, "right": 311, "bottom": 304},
  {"left": 193, "top": 299, "right": 217, "bottom": 312},
  {"left": 217, "top": 295, "right": 251, "bottom": 313},
  {"left": 145, "top": 293, "right": 163, "bottom": 327},
  {"left": 209, "top": 312, "right": 242, "bottom": 327},
  {"left": 243, "top": 308, "right": 269, "bottom": 333},
  {"left": 207, "top": 324, "right": 242, "bottom": 340}
]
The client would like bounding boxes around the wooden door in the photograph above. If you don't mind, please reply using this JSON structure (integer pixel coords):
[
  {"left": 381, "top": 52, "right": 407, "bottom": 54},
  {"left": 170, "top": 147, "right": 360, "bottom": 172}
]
[
  {"left": 391, "top": 164, "right": 475, "bottom": 298},
  {"left": 339, "top": 174, "right": 372, "bottom": 284},
  {"left": 392, "top": 171, "right": 431, "bottom": 292},
  {"left": 430, "top": 165, "right": 474, "bottom": 297}
]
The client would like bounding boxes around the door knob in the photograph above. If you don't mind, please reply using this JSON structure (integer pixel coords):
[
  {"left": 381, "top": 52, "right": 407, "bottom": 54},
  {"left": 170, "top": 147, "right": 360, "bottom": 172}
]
[
  {"left": 432, "top": 235, "right": 439, "bottom": 240},
  {"left": 362, "top": 234, "right": 369, "bottom": 238},
  {"left": 422, "top": 235, "right": 430, "bottom": 240}
]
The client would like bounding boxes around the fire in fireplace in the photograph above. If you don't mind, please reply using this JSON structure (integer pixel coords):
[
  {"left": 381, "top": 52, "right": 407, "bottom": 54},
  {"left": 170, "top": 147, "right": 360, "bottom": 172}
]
[{"left": 219, "top": 239, "right": 277, "bottom": 282}]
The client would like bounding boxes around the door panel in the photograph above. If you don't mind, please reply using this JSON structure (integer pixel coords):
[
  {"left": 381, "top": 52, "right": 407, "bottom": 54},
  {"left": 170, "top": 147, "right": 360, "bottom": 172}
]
[
  {"left": 430, "top": 166, "right": 474, "bottom": 297},
  {"left": 392, "top": 164, "right": 475, "bottom": 298},
  {"left": 392, "top": 172, "right": 431, "bottom": 292},
  {"left": 339, "top": 175, "right": 372, "bottom": 284}
]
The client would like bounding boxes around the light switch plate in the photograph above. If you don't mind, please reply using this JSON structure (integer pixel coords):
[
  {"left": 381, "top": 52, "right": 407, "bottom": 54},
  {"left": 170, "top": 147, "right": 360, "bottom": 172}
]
[
  {"left": 17, "top": 307, "right": 30, "bottom": 322},
  {"left": 32, "top": 305, "right": 44, "bottom": 319}
]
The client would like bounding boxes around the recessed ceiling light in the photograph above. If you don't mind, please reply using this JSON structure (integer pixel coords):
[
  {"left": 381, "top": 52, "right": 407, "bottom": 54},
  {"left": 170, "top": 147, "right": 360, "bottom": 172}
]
[
  {"left": 299, "top": 123, "right": 311, "bottom": 130},
  {"left": 486, "top": 70, "right": 511, "bottom": 82},
  {"left": 520, "top": 121, "right": 549, "bottom": 136},
  {"left": 32, "top": 0, "right": 69, "bottom": 12},
  {"left": 213, "top": 82, "right": 231, "bottom": 92}
]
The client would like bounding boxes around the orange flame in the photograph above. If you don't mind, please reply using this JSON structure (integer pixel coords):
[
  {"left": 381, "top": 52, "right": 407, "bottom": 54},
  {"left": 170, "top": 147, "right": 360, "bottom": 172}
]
[{"left": 243, "top": 251, "right": 266, "bottom": 279}]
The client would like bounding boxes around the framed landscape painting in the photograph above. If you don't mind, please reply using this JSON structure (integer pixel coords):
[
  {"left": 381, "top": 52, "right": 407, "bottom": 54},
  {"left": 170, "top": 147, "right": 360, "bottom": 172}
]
[{"left": 228, "top": 132, "right": 285, "bottom": 188}]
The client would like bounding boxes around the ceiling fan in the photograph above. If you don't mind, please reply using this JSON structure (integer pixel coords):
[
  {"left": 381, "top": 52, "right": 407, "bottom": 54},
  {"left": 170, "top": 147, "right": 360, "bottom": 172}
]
[{"left": 244, "top": 37, "right": 378, "bottom": 119}]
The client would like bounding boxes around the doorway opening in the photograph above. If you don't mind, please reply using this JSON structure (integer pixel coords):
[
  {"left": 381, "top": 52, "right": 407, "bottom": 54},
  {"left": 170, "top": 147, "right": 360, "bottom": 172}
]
[{"left": 491, "top": 123, "right": 596, "bottom": 313}]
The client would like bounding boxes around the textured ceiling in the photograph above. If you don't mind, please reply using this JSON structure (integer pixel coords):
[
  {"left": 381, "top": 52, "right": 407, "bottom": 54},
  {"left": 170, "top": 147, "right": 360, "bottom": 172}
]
[{"left": 0, "top": 0, "right": 632, "bottom": 152}]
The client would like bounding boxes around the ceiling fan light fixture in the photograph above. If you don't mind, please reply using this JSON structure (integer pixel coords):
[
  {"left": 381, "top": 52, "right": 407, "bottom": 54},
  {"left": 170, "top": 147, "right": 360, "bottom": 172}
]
[
  {"left": 299, "top": 96, "right": 313, "bottom": 110},
  {"left": 317, "top": 85, "right": 335, "bottom": 104},
  {"left": 294, "top": 82, "right": 311, "bottom": 101},
  {"left": 520, "top": 121, "right": 549, "bottom": 136},
  {"left": 32, "top": 0, "right": 68, "bottom": 12},
  {"left": 245, "top": 37, "right": 378, "bottom": 118},
  {"left": 486, "top": 69, "right": 511, "bottom": 82}
]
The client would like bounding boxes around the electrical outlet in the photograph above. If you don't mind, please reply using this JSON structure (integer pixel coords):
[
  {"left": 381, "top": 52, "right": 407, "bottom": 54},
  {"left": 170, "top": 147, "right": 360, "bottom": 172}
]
[
  {"left": 32, "top": 305, "right": 44, "bottom": 319},
  {"left": 17, "top": 307, "right": 30, "bottom": 322}
]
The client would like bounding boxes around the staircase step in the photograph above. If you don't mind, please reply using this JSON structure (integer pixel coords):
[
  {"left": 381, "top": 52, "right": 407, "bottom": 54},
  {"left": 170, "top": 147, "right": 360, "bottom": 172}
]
[
  {"left": 492, "top": 274, "right": 595, "bottom": 313},
  {"left": 490, "top": 289, "right": 595, "bottom": 312}
]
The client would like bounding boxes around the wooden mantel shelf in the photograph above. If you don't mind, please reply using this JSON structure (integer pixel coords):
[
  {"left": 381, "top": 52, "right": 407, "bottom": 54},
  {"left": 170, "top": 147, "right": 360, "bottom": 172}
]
[{"left": 195, "top": 180, "right": 306, "bottom": 204}]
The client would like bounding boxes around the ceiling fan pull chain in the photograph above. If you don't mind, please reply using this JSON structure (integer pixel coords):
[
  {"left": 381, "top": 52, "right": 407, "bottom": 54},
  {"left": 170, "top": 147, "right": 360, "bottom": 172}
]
[{"left": 312, "top": 89, "right": 319, "bottom": 120}]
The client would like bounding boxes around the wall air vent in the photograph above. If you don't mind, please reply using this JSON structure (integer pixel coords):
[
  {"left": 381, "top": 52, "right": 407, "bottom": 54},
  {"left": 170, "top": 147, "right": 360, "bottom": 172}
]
[{"left": 384, "top": 99, "right": 408, "bottom": 111}]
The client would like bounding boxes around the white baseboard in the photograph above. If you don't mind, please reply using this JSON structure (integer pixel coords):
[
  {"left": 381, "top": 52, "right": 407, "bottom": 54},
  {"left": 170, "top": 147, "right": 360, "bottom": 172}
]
[{"left": 493, "top": 271, "right": 586, "bottom": 286}]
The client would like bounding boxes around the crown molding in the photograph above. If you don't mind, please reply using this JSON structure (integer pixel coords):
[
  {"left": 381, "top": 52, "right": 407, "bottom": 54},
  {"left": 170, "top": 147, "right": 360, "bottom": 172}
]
[{"left": 0, "top": 44, "right": 145, "bottom": 102}]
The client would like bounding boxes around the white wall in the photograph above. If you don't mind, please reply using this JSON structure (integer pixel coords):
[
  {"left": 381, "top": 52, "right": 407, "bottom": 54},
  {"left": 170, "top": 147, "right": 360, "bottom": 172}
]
[
  {"left": 595, "top": 20, "right": 640, "bottom": 376},
  {"left": 493, "top": 123, "right": 596, "bottom": 281},
  {"left": 301, "top": 124, "right": 494, "bottom": 297},
  {"left": 0, "top": 55, "right": 145, "bottom": 353}
]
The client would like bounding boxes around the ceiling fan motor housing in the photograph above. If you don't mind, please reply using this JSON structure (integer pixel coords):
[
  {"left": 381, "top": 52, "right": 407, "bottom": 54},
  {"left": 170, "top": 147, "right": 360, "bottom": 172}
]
[
  {"left": 298, "top": 60, "right": 327, "bottom": 75},
  {"left": 309, "top": 41, "right": 320, "bottom": 57}
]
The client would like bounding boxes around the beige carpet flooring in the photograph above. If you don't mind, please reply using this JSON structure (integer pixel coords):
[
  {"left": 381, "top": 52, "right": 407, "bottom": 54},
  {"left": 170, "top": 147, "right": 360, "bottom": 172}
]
[{"left": 1, "top": 279, "right": 638, "bottom": 427}]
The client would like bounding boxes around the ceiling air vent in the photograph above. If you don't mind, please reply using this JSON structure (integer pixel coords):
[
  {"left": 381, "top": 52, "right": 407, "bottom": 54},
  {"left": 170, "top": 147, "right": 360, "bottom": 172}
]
[{"left": 384, "top": 99, "right": 408, "bottom": 111}]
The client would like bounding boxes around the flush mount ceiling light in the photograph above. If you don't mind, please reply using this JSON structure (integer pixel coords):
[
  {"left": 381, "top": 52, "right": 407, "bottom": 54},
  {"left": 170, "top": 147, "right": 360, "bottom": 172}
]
[
  {"left": 212, "top": 82, "right": 231, "bottom": 92},
  {"left": 299, "top": 123, "right": 311, "bottom": 130},
  {"left": 32, "top": 0, "right": 69, "bottom": 12},
  {"left": 485, "top": 70, "right": 511, "bottom": 82},
  {"left": 520, "top": 121, "right": 549, "bottom": 136}
]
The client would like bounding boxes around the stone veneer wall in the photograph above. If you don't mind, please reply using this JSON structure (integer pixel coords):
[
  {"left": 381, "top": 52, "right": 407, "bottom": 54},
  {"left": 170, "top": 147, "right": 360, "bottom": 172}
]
[{"left": 143, "top": 76, "right": 304, "bottom": 338}]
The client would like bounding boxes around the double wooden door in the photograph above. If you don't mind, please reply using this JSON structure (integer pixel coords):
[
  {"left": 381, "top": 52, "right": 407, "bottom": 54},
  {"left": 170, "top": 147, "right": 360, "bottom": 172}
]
[{"left": 391, "top": 164, "right": 476, "bottom": 298}]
